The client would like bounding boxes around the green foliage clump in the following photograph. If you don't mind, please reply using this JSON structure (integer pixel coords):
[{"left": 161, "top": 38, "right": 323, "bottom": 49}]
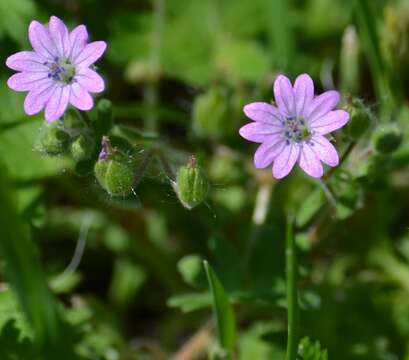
[{"left": 1, "top": 0, "right": 409, "bottom": 359}]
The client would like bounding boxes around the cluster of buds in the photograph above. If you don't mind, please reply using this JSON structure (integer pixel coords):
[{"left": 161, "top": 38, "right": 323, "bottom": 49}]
[{"left": 37, "top": 109, "right": 96, "bottom": 162}]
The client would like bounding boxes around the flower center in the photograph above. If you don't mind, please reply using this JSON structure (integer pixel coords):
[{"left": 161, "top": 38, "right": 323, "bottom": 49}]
[
  {"left": 284, "top": 116, "right": 312, "bottom": 144},
  {"left": 45, "top": 57, "right": 76, "bottom": 84}
]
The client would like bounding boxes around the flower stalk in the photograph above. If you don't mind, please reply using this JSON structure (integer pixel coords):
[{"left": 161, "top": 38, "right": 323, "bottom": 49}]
[{"left": 286, "top": 217, "right": 298, "bottom": 360}]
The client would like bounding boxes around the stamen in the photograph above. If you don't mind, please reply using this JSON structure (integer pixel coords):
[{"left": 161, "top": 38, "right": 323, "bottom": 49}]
[
  {"left": 282, "top": 115, "right": 311, "bottom": 144},
  {"left": 45, "top": 58, "right": 76, "bottom": 85}
]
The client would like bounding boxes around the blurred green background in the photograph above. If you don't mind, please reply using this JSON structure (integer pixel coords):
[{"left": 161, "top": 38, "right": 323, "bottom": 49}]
[{"left": 1, "top": 0, "right": 409, "bottom": 359}]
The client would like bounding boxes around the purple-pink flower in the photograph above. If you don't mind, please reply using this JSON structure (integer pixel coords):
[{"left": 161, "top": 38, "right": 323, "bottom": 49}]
[
  {"left": 240, "top": 74, "right": 350, "bottom": 179},
  {"left": 6, "top": 16, "right": 107, "bottom": 122}
]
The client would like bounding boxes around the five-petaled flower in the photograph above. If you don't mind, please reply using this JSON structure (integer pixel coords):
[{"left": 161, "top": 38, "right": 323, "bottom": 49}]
[
  {"left": 6, "top": 16, "right": 107, "bottom": 122},
  {"left": 240, "top": 74, "right": 350, "bottom": 179}
]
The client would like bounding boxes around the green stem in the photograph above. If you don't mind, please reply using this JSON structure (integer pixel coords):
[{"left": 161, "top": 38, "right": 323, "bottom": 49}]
[
  {"left": 144, "top": 0, "right": 165, "bottom": 132},
  {"left": 354, "top": 0, "right": 395, "bottom": 116},
  {"left": 286, "top": 218, "right": 298, "bottom": 360},
  {"left": 244, "top": 181, "right": 273, "bottom": 272},
  {"left": 268, "top": 0, "right": 295, "bottom": 71}
]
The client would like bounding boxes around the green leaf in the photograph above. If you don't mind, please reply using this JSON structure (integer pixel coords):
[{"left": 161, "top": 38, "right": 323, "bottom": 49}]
[
  {"left": 238, "top": 322, "right": 286, "bottom": 360},
  {"left": 0, "top": 0, "right": 36, "bottom": 44},
  {"left": 108, "top": 258, "right": 147, "bottom": 308},
  {"left": 167, "top": 292, "right": 212, "bottom": 313},
  {"left": 354, "top": 0, "right": 395, "bottom": 113},
  {"left": 0, "top": 289, "right": 32, "bottom": 339},
  {"left": 0, "top": 121, "right": 66, "bottom": 181},
  {"left": 0, "top": 163, "right": 75, "bottom": 358},
  {"left": 298, "top": 337, "right": 328, "bottom": 360},
  {"left": 49, "top": 272, "right": 82, "bottom": 295},
  {"left": 0, "top": 319, "right": 40, "bottom": 360},
  {"left": 296, "top": 188, "right": 325, "bottom": 227},
  {"left": 215, "top": 39, "right": 270, "bottom": 83},
  {"left": 177, "top": 254, "right": 207, "bottom": 288},
  {"left": 208, "top": 236, "right": 244, "bottom": 291},
  {"left": 203, "top": 260, "right": 236, "bottom": 357}
]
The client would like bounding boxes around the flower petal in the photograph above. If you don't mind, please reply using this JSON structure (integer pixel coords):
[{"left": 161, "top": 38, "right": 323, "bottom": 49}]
[
  {"left": 74, "top": 41, "right": 107, "bottom": 67},
  {"left": 49, "top": 16, "right": 70, "bottom": 58},
  {"left": 306, "top": 90, "right": 340, "bottom": 123},
  {"left": 293, "top": 73, "right": 314, "bottom": 117},
  {"left": 24, "top": 81, "right": 56, "bottom": 115},
  {"left": 75, "top": 68, "right": 105, "bottom": 93},
  {"left": 7, "top": 72, "right": 49, "bottom": 92},
  {"left": 254, "top": 138, "right": 286, "bottom": 169},
  {"left": 6, "top": 51, "right": 47, "bottom": 72},
  {"left": 272, "top": 143, "right": 300, "bottom": 179},
  {"left": 298, "top": 144, "right": 324, "bottom": 178},
  {"left": 310, "top": 134, "right": 339, "bottom": 166},
  {"left": 310, "top": 110, "right": 349, "bottom": 135},
  {"left": 45, "top": 86, "right": 70, "bottom": 122},
  {"left": 243, "top": 102, "right": 283, "bottom": 124},
  {"left": 70, "top": 82, "right": 93, "bottom": 110},
  {"left": 69, "top": 25, "right": 88, "bottom": 61},
  {"left": 239, "top": 122, "right": 283, "bottom": 143},
  {"left": 28, "top": 20, "right": 58, "bottom": 60},
  {"left": 273, "top": 74, "right": 295, "bottom": 116}
]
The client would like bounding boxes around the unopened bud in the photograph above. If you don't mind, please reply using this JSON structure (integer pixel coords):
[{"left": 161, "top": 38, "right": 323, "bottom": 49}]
[
  {"left": 94, "top": 137, "right": 134, "bottom": 197},
  {"left": 373, "top": 124, "right": 403, "bottom": 154},
  {"left": 38, "top": 123, "right": 71, "bottom": 156},
  {"left": 176, "top": 156, "right": 209, "bottom": 209},
  {"left": 345, "top": 99, "right": 371, "bottom": 139},
  {"left": 71, "top": 134, "right": 95, "bottom": 161}
]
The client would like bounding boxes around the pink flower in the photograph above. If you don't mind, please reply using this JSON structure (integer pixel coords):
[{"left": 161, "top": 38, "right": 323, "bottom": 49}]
[
  {"left": 240, "top": 74, "right": 350, "bottom": 179},
  {"left": 6, "top": 16, "right": 107, "bottom": 122}
]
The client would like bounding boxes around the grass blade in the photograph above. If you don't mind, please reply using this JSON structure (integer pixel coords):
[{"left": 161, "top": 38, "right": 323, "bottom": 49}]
[
  {"left": 354, "top": 0, "right": 395, "bottom": 115},
  {"left": 0, "top": 163, "right": 74, "bottom": 358},
  {"left": 203, "top": 260, "right": 236, "bottom": 358}
]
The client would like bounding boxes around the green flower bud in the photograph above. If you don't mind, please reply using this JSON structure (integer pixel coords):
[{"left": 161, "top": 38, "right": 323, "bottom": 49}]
[
  {"left": 95, "top": 137, "right": 135, "bottom": 196},
  {"left": 176, "top": 156, "right": 209, "bottom": 209},
  {"left": 38, "top": 123, "right": 71, "bottom": 156},
  {"left": 345, "top": 99, "right": 371, "bottom": 139},
  {"left": 373, "top": 124, "right": 403, "bottom": 154},
  {"left": 95, "top": 99, "right": 113, "bottom": 137},
  {"left": 71, "top": 134, "right": 95, "bottom": 161},
  {"left": 192, "top": 85, "right": 230, "bottom": 138},
  {"left": 94, "top": 157, "right": 135, "bottom": 197}
]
